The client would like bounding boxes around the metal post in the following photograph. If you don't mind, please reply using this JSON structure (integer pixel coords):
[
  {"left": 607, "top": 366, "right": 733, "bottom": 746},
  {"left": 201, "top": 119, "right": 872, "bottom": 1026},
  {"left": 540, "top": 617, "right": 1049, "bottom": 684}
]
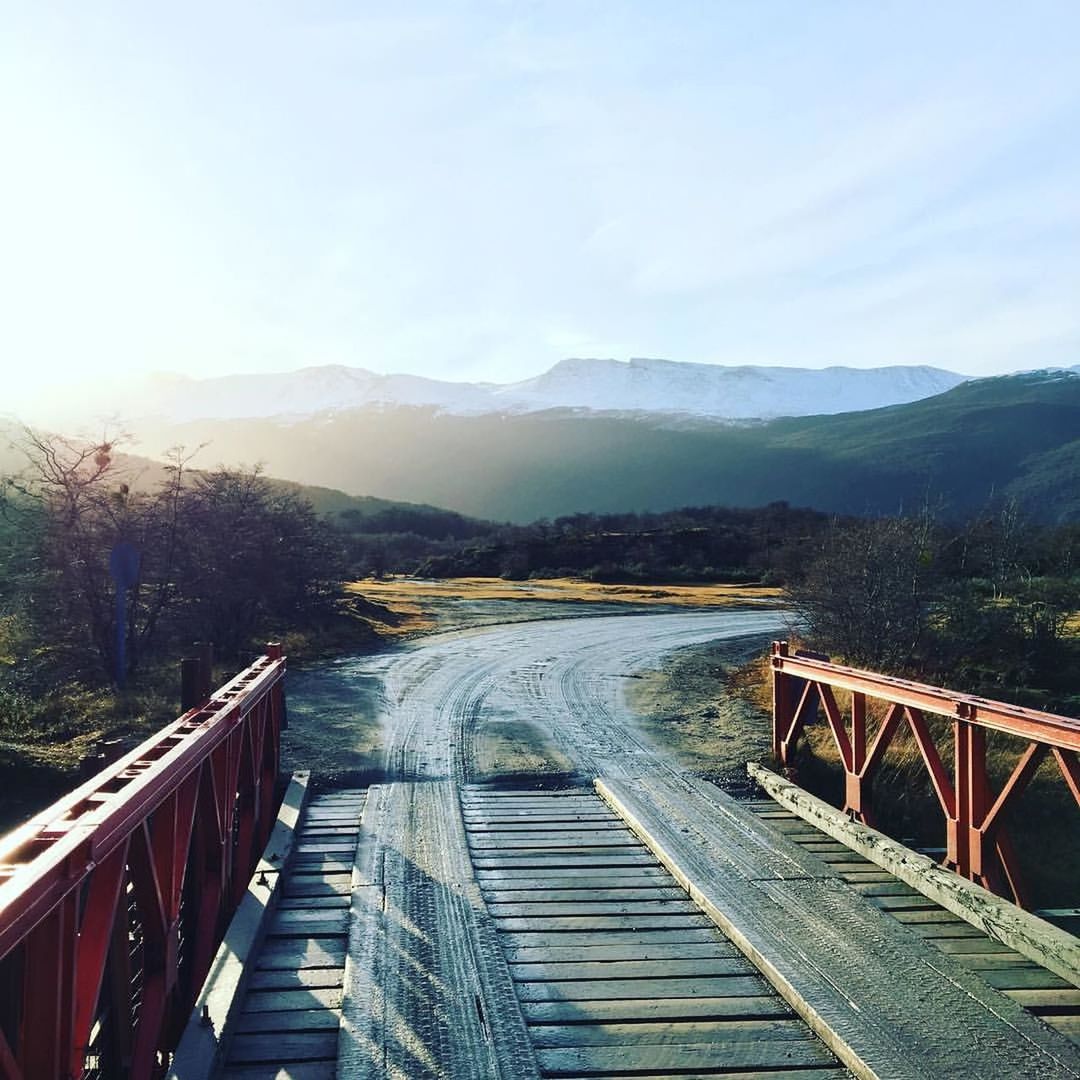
[
  {"left": 771, "top": 641, "right": 791, "bottom": 765},
  {"left": 180, "top": 657, "right": 201, "bottom": 712},
  {"left": 195, "top": 641, "right": 214, "bottom": 702},
  {"left": 845, "top": 692, "right": 868, "bottom": 822}
]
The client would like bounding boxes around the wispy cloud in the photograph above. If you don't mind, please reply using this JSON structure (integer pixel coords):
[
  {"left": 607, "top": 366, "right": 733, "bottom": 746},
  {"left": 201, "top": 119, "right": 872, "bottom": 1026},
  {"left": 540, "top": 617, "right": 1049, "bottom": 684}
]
[{"left": 1, "top": 1, "right": 1079, "bottom": 402}]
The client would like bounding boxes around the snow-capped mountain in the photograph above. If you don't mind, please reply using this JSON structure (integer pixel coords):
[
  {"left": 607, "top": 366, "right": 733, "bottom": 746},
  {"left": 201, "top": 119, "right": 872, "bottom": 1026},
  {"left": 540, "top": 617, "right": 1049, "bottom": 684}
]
[
  {"left": 15, "top": 358, "right": 968, "bottom": 429},
  {"left": 493, "top": 358, "right": 966, "bottom": 419}
]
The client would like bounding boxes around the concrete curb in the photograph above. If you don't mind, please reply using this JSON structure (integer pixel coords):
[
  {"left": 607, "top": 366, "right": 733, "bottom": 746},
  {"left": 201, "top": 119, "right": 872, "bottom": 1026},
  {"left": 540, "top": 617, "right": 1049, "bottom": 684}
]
[
  {"left": 167, "top": 770, "right": 311, "bottom": 1080},
  {"left": 747, "top": 760, "right": 1080, "bottom": 989}
]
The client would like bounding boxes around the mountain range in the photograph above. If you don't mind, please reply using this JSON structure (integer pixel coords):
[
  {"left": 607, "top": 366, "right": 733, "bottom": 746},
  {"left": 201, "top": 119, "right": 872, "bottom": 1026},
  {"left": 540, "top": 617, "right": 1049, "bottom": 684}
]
[
  {"left": 15, "top": 358, "right": 967, "bottom": 427},
  {"left": 92, "top": 369, "right": 1077, "bottom": 524},
  {"left": 7, "top": 361, "right": 1080, "bottom": 525}
]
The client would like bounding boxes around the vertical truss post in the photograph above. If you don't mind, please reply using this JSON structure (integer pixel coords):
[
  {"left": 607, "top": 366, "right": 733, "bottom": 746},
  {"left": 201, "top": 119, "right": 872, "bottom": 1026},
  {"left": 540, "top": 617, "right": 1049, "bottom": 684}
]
[
  {"left": 771, "top": 641, "right": 795, "bottom": 766},
  {"left": 845, "top": 692, "right": 868, "bottom": 821},
  {"left": 947, "top": 719, "right": 967, "bottom": 876},
  {"left": 19, "top": 892, "right": 78, "bottom": 1079},
  {"left": 962, "top": 721, "right": 989, "bottom": 884}
]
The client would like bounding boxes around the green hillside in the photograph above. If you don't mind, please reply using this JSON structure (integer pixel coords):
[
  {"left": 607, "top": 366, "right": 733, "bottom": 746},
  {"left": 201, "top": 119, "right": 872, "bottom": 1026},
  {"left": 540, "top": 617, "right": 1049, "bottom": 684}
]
[{"left": 121, "top": 371, "right": 1080, "bottom": 522}]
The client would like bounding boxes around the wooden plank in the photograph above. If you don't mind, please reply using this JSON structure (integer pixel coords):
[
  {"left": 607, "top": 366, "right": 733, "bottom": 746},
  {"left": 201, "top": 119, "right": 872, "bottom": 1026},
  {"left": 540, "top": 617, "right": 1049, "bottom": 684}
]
[
  {"left": 818, "top": 858, "right": 878, "bottom": 871},
  {"left": 288, "top": 859, "right": 355, "bottom": 874},
  {"left": 464, "top": 818, "right": 626, "bottom": 829},
  {"left": 484, "top": 887, "right": 688, "bottom": 904},
  {"left": 280, "top": 868, "right": 352, "bottom": 885},
  {"left": 1004, "top": 988, "right": 1080, "bottom": 1009},
  {"left": 228, "top": 1031, "right": 338, "bottom": 1064},
  {"left": 529, "top": 1017, "right": 819, "bottom": 1048},
  {"left": 1044, "top": 1015, "right": 1080, "bottom": 1040},
  {"left": 500, "top": 928, "right": 722, "bottom": 948},
  {"left": 461, "top": 799, "right": 599, "bottom": 810},
  {"left": 889, "top": 909, "right": 966, "bottom": 925},
  {"left": 851, "top": 881, "right": 926, "bottom": 898},
  {"left": 241, "top": 988, "right": 343, "bottom": 1013},
  {"left": 516, "top": 976, "right": 770, "bottom": 1002},
  {"left": 276, "top": 895, "right": 351, "bottom": 911},
  {"left": 235, "top": 1010, "right": 341, "bottom": 1033},
  {"left": 472, "top": 853, "right": 658, "bottom": 868},
  {"left": 248, "top": 968, "right": 344, "bottom": 992},
  {"left": 520, "top": 995, "right": 793, "bottom": 1025},
  {"left": 504, "top": 941, "right": 738, "bottom": 964},
  {"left": 932, "top": 937, "right": 1021, "bottom": 956},
  {"left": 268, "top": 910, "right": 350, "bottom": 934},
  {"left": 981, "top": 967, "right": 1073, "bottom": 990},
  {"left": 468, "top": 834, "right": 640, "bottom": 848},
  {"left": 904, "top": 921, "right": 986, "bottom": 939},
  {"left": 547, "top": 1070, "right": 848, "bottom": 1080},
  {"left": 947, "top": 955, "right": 1049, "bottom": 971},
  {"left": 487, "top": 900, "right": 700, "bottom": 918},
  {"left": 864, "top": 894, "right": 941, "bottom": 911},
  {"left": 535, "top": 1037, "right": 835, "bottom": 1074},
  {"left": 510, "top": 957, "right": 753, "bottom": 981},
  {"left": 463, "top": 814, "right": 620, "bottom": 825},
  {"left": 257, "top": 939, "right": 347, "bottom": 970},
  {"left": 493, "top": 914, "right": 711, "bottom": 932},
  {"left": 476, "top": 868, "right": 670, "bottom": 886},
  {"left": 221, "top": 1063, "right": 336, "bottom": 1080}
]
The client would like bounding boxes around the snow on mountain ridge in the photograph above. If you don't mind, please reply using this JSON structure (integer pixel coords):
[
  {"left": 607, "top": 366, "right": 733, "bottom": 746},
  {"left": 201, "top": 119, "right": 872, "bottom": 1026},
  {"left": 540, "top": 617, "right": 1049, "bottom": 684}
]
[
  {"left": 494, "top": 357, "right": 966, "bottom": 418},
  {"left": 20, "top": 358, "right": 969, "bottom": 428}
]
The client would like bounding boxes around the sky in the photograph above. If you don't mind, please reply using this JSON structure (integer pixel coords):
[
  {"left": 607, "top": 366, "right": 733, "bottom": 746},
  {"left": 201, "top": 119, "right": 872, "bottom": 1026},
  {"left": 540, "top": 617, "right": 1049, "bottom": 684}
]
[{"left": 2, "top": 1, "right": 1080, "bottom": 408}]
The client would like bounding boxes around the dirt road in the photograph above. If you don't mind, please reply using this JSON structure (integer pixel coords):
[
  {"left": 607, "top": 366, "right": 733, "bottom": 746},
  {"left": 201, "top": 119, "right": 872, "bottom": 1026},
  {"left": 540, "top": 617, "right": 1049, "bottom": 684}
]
[
  {"left": 328, "top": 609, "right": 786, "bottom": 1078},
  {"left": 302, "top": 609, "right": 1080, "bottom": 1080}
]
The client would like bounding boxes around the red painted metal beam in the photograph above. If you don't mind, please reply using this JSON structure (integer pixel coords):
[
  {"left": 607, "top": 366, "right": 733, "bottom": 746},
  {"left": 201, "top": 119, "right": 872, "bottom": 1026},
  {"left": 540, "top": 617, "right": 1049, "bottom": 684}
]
[
  {"left": 771, "top": 645, "right": 1080, "bottom": 752},
  {"left": 0, "top": 648, "right": 286, "bottom": 1080},
  {"left": 770, "top": 641, "right": 1080, "bottom": 907}
]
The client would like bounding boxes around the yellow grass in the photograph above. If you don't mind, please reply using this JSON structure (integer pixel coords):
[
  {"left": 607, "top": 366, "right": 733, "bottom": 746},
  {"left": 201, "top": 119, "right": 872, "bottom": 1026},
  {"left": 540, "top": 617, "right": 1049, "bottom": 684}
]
[{"left": 347, "top": 576, "right": 781, "bottom": 609}]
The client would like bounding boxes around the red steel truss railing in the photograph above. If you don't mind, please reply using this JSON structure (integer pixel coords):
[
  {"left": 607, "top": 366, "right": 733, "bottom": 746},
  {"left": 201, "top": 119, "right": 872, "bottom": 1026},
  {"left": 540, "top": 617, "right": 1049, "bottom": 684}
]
[
  {"left": 0, "top": 646, "right": 285, "bottom": 1080},
  {"left": 771, "top": 641, "right": 1080, "bottom": 908}
]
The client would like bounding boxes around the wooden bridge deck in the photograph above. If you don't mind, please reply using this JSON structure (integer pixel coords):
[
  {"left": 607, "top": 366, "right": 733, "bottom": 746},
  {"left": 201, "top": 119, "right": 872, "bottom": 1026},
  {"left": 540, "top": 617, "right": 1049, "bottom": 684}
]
[
  {"left": 201, "top": 777, "right": 1080, "bottom": 1079},
  {"left": 462, "top": 786, "right": 847, "bottom": 1079},
  {"left": 745, "top": 798, "right": 1080, "bottom": 1046},
  {"left": 217, "top": 789, "right": 367, "bottom": 1079}
]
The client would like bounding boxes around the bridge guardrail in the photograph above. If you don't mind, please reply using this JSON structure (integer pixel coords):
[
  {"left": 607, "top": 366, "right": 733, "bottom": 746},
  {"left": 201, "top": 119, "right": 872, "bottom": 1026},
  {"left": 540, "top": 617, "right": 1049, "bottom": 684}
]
[
  {"left": 771, "top": 640, "right": 1080, "bottom": 907},
  {"left": 0, "top": 645, "right": 286, "bottom": 1080}
]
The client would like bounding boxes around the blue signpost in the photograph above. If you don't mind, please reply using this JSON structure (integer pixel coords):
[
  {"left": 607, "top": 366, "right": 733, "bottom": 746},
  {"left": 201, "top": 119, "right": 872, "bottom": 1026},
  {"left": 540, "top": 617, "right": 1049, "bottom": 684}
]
[{"left": 109, "top": 541, "right": 141, "bottom": 688}]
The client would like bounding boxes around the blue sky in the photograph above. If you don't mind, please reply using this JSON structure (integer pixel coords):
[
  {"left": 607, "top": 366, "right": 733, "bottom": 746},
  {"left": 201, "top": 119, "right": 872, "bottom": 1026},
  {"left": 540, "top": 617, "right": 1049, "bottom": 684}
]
[{"left": 3, "top": 2, "right": 1079, "bottom": 401}]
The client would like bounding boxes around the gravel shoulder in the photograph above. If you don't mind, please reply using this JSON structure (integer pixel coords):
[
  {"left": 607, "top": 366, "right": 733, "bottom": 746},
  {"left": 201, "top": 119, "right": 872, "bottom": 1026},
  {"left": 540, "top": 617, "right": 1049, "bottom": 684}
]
[{"left": 625, "top": 636, "right": 774, "bottom": 797}]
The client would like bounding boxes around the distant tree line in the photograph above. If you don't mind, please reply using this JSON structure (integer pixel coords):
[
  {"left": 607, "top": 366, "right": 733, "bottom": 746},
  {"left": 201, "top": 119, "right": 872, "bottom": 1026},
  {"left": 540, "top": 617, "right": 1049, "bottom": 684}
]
[
  {"left": 1, "top": 433, "right": 344, "bottom": 689},
  {"left": 338, "top": 502, "right": 838, "bottom": 585},
  {"left": 333, "top": 493, "right": 1080, "bottom": 712},
  {"left": 785, "top": 505, "right": 1080, "bottom": 713}
]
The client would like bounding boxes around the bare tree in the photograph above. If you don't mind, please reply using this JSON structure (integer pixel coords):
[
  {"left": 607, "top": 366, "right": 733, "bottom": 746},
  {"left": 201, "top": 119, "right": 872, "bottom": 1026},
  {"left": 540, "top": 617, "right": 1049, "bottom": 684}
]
[
  {"left": 786, "top": 512, "right": 936, "bottom": 670},
  {"left": 10, "top": 431, "right": 190, "bottom": 682}
]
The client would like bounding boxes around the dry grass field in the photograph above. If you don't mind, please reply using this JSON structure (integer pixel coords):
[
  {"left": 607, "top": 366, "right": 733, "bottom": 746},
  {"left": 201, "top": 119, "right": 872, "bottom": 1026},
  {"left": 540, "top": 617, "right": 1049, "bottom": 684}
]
[{"left": 343, "top": 576, "right": 781, "bottom": 638}]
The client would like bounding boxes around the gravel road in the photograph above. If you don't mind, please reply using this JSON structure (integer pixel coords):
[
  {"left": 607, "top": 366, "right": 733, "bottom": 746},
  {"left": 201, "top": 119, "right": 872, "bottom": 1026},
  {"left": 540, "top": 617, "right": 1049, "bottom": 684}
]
[{"left": 330, "top": 609, "right": 786, "bottom": 1078}]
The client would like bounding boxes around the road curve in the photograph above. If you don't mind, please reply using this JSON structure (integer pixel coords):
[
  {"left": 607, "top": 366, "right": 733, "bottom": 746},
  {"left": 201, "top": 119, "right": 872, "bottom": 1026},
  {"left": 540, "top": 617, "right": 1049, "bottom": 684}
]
[
  {"left": 326, "top": 609, "right": 1080, "bottom": 1080},
  {"left": 374, "top": 608, "right": 788, "bottom": 781},
  {"left": 333, "top": 609, "right": 786, "bottom": 1080}
]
